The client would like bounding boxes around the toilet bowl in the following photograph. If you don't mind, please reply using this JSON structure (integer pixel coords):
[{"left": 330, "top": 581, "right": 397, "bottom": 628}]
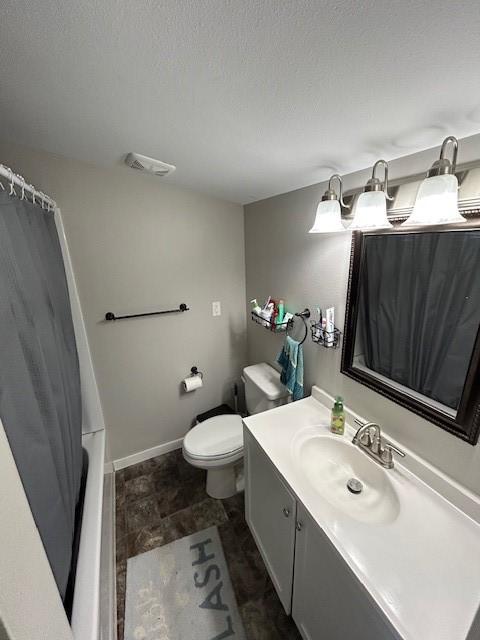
[{"left": 182, "top": 362, "right": 291, "bottom": 499}]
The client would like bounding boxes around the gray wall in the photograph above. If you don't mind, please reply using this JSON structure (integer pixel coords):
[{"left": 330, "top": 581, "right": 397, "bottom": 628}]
[
  {"left": 245, "top": 132, "right": 480, "bottom": 495},
  {"left": 0, "top": 140, "right": 246, "bottom": 463}
]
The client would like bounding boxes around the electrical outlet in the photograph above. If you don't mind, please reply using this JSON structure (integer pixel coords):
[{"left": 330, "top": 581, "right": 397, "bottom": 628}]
[{"left": 212, "top": 301, "right": 221, "bottom": 317}]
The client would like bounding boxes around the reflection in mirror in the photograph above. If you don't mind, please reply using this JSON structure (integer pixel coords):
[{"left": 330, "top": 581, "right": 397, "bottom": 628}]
[{"left": 342, "top": 227, "right": 480, "bottom": 444}]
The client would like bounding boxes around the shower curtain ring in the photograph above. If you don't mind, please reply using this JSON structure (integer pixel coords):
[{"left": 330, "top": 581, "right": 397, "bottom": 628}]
[
  {"left": 18, "top": 175, "right": 26, "bottom": 200},
  {"left": 8, "top": 169, "right": 16, "bottom": 197},
  {"left": 30, "top": 185, "right": 36, "bottom": 204}
]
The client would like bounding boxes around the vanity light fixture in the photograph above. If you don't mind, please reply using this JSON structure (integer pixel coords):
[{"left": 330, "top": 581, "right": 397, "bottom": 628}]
[
  {"left": 349, "top": 159, "right": 393, "bottom": 230},
  {"left": 309, "top": 174, "right": 350, "bottom": 234},
  {"left": 401, "top": 136, "right": 466, "bottom": 227}
]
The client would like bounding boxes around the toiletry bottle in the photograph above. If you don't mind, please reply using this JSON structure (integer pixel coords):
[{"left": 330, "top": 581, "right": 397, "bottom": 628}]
[
  {"left": 282, "top": 312, "right": 294, "bottom": 327},
  {"left": 315, "top": 307, "right": 322, "bottom": 339},
  {"left": 276, "top": 299, "right": 285, "bottom": 325},
  {"left": 321, "top": 310, "right": 327, "bottom": 331},
  {"left": 271, "top": 301, "right": 279, "bottom": 326},
  {"left": 331, "top": 396, "right": 345, "bottom": 435},
  {"left": 261, "top": 296, "right": 271, "bottom": 314},
  {"left": 260, "top": 296, "right": 272, "bottom": 326},
  {"left": 326, "top": 306, "right": 335, "bottom": 346},
  {"left": 264, "top": 301, "right": 275, "bottom": 325},
  {"left": 251, "top": 299, "right": 262, "bottom": 316}
]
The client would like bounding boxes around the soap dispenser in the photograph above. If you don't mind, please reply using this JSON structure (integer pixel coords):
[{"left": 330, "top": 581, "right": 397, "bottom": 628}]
[{"left": 331, "top": 396, "right": 345, "bottom": 435}]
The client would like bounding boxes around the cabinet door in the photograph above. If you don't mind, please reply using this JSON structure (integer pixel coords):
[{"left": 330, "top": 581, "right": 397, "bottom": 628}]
[
  {"left": 292, "top": 504, "right": 401, "bottom": 640},
  {"left": 244, "top": 429, "right": 297, "bottom": 613}
]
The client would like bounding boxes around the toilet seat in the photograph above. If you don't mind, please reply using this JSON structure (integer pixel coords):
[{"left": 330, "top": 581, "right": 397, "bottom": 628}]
[{"left": 183, "top": 414, "right": 243, "bottom": 461}]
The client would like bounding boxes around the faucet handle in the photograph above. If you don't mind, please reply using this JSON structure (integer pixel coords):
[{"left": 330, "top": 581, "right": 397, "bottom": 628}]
[
  {"left": 381, "top": 442, "right": 406, "bottom": 467},
  {"left": 384, "top": 442, "right": 405, "bottom": 458}
]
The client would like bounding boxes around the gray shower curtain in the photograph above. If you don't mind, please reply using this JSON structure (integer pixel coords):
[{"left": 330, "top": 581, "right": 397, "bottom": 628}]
[
  {"left": 358, "top": 230, "right": 480, "bottom": 410},
  {"left": 0, "top": 191, "right": 82, "bottom": 600}
]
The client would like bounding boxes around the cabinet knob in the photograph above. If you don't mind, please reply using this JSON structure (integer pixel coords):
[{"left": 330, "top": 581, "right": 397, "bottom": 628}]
[
  {"left": 282, "top": 507, "right": 290, "bottom": 518},
  {"left": 296, "top": 521, "right": 303, "bottom": 531}
]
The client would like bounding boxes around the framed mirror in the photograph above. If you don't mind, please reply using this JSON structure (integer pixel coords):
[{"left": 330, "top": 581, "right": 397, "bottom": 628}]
[{"left": 341, "top": 225, "right": 480, "bottom": 444}]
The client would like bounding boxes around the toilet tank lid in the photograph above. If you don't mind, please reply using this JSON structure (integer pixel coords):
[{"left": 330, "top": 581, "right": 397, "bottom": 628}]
[{"left": 243, "top": 363, "right": 290, "bottom": 401}]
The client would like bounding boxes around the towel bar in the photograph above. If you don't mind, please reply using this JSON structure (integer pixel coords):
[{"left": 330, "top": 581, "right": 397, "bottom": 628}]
[{"left": 105, "top": 303, "right": 189, "bottom": 322}]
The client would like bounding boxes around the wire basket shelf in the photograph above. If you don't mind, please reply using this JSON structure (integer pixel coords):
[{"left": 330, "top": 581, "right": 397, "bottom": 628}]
[
  {"left": 251, "top": 311, "right": 293, "bottom": 333},
  {"left": 311, "top": 322, "right": 341, "bottom": 349}
]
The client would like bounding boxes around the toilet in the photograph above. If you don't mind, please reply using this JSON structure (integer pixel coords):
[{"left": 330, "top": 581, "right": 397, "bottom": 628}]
[{"left": 182, "top": 362, "right": 291, "bottom": 499}]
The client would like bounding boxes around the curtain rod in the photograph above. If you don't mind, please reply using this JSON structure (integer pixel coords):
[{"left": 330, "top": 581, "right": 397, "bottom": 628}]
[{"left": 0, "top": 163, "right": 57, "bottom": 210}]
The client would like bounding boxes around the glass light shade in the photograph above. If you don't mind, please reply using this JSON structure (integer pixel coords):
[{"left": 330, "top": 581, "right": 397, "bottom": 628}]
[
  {"left": 401, "top": 173, "right": 466, "bottom": 226},
  {"left": 308, "top": 199, "right": 345, "bottom": 233},
  {"left": 348, "top": 190, "right": 393, "bottom": 230}
]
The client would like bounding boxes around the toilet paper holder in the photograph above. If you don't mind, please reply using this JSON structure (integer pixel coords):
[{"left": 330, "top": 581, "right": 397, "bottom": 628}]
[{"left": 190, "top": 366, "right": 203, "bottom": 379}]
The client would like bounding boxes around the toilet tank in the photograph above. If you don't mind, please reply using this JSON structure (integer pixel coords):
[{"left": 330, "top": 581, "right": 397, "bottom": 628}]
[{"left": 242, "top": 363, "right": 291, "bottom": 415}]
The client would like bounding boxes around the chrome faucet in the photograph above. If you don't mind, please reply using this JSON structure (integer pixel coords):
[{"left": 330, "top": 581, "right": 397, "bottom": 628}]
[{"left": 352, "top": 419, "right": 405, "bottom": 469}]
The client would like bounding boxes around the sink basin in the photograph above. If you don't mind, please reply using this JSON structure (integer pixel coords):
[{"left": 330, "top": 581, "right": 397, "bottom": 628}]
[{"left": 292, "top": 427, "right": 400, "bottom": 524}]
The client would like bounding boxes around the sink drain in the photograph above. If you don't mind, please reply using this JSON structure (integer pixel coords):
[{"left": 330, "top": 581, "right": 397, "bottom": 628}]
[{"left": 347, "top": 478, "right": 363, "bottom": 494}]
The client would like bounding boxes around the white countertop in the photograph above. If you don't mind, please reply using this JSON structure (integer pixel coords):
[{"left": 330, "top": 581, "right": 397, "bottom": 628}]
[{"left": 243, "top": 388, "right": 480, "bottom": 640}]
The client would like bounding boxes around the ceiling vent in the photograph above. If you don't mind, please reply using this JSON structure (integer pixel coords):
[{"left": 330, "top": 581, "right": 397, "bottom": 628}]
[{"left": 125, "top": 152, "right": 176, "bottom": 177}]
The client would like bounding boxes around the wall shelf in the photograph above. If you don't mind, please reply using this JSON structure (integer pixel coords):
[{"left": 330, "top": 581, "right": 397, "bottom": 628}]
[
  {"left": 251, "top": 311, "right": 293, "bottom": 333},
  {"left": 311, "top": 322, "right": 341, "bottom": 349}
]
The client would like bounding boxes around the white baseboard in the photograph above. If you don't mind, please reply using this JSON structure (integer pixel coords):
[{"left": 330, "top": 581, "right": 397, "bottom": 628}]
[{"left": 113, "top": 437, "right": 183, "bottom": 471}]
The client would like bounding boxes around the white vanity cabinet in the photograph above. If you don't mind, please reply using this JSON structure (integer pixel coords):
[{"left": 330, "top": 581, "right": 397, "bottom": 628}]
[
  {"left": 244, "top": 429, "right": 401, "bottom": 639},
  {"left": 292, "top": 503, "right": 401, "bottom": 640},
  {"left": 244, "top": 429, "right": 297, "bottom": 613}
]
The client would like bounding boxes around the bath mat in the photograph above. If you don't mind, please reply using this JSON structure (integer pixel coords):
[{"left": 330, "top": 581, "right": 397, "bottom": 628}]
[{"left": 124, "top": 525, "right": 245, "bottom": 640}]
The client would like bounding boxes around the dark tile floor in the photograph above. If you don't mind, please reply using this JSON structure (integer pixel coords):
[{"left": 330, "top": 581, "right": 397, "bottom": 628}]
[{"left": 115, "top": 449, "right": 301, "bottom": 640}]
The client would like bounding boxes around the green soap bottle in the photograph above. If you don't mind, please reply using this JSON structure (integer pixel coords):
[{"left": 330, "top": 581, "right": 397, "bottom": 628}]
[{"left": 331, "top": 396, "right": 345, "bottom": 435}]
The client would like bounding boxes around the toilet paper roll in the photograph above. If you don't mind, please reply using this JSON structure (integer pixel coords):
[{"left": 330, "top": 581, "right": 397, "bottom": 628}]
[{"left": 183, "top": 375, "right": 203, "bottom": 392}]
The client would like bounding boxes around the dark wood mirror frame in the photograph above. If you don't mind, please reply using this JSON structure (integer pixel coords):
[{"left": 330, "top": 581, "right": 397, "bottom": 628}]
[{"left": 341, "top": 223, "right": 480, "bottom": 445}]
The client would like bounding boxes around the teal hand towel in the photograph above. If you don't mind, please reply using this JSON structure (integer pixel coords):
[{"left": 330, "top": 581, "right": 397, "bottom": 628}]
[{"left": 277, "top": 336, "right": 304, "bottom": 401}]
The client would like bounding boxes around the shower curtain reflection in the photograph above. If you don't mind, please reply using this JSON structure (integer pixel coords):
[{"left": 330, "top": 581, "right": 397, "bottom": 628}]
[{"left": 357, "top": 231, "right": 480, "bottom": 411}]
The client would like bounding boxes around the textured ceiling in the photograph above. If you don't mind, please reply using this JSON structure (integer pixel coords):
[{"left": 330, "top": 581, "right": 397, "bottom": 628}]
[{"left": 1, "top": 1, "right": 480, "bottom": 203}]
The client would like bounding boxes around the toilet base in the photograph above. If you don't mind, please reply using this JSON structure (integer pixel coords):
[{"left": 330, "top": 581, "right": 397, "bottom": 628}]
[{"left": 206, "top": 465, "right": 237, "bottom": 499}]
